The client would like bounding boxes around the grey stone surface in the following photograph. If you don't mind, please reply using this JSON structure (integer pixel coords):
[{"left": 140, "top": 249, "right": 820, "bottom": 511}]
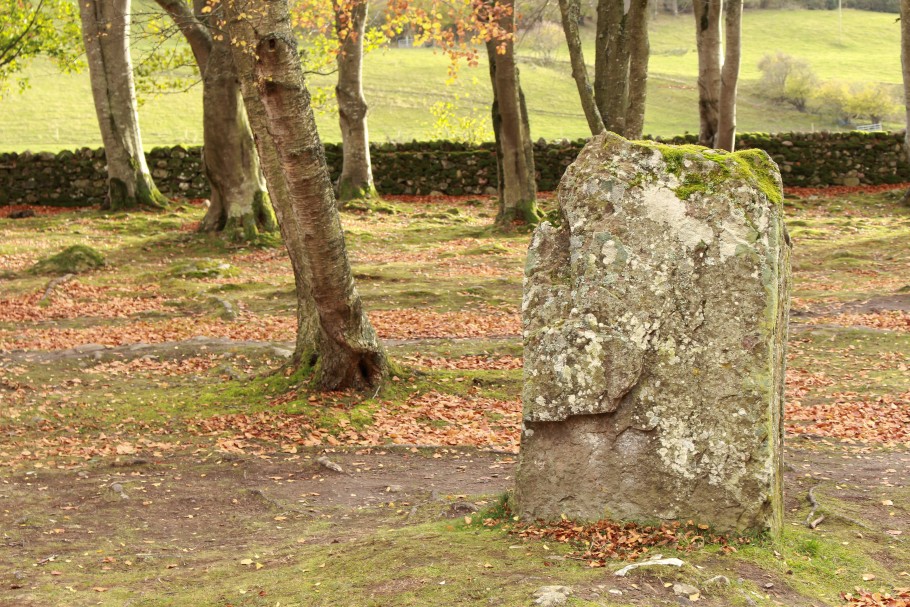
[
  {"left": 515, "top": 133, "right": 791, "bottom": 534},
  {"left": 673, "top": 582, "right": 700, "bottom": 597},
  {"left": 532, "top": 586, "right": 572, "bottom": 606}
]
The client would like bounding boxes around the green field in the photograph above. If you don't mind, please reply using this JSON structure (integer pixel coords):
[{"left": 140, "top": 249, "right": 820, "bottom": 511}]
[{"left": 0, "top": 8, "right": 902, "bottom": 152}]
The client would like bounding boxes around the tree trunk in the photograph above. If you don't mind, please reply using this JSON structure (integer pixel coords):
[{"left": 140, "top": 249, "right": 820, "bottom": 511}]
[
  {"left": 593, "top": 0, "right": 610, "bottom": 119},
  {"left": 669, "top": 0, "right": 679, "bottom": 15},
  {"left": 693, "top": 0, "right": 722, "bottom": 147},
  {"left": 625, "top": 0, "right": 650, "bottom": 139},
  {"left": 716, "top": 0, "right": 742, "bottom": 151},
  {"left": 557, "top": 0, "right": 605, "bottom": 135},
  {"left": 199, "top": 39, "right": 278, "bottom": 240},
  {"left": 224, "top": 0, "right": 387, "bottom": 390},
  {"left": 485, "top": 6, "right": 540, "bottom": 230},
  {"left": 79, "top": 0, "right": 167, "bottom": 211},
  {"left": 156, "top": 0, "right": 277, "bottom": 240},
  {"left": 334, "top": 0, "right": 377, "bottom": 204},
  {"left": 590, "top": 0, "right": 649, "bottom": 137},
  {"left": 902, "top": 0, "right": 910, "bottom": 206},
  {"left": 602, "top": 0, "right": 631, "bottom": 134}
]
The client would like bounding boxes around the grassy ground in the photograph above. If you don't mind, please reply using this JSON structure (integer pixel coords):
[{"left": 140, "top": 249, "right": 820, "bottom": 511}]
[
  {"left": 0, "top": 187, "right": 909, "bottom": 606},
  {"left": 0, "top": 8, "right": 900, "bottom": 152}
]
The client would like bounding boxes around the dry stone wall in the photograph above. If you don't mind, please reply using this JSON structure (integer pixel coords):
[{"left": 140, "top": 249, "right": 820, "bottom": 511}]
[{"left": 1, "top": 131, "right": 908, "bottom": 207}]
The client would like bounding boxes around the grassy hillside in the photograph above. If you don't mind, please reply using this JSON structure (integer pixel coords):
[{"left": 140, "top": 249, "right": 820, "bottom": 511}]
[{"left": 0, "top": 8, "right": 901, "bottom": 152}]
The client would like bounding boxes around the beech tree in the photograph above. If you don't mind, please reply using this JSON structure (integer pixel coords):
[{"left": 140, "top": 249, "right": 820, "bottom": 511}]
[
  {"left": 291, "top": 0, "right": 382, "bottom": 204},
  {"left": 693, "top": 0, "right": 741, "bottom": 150},
  {"left": 558, "top": 0, "right": 650, "bottom": 138},
  {"left": 484, "top": 0, "right": 540, "bottom": 228},
  {"left": 154, "top": 0, "right": 277, "bottom": 240},
  {"left": 223, "top": 0, "right": 388, "bottom": 390},
  {"left": 333, "top": 0, "right": 377, "bottom": 202},
  {"left": 79, "top": 0, "right": 168, "bottom": 210},
  {"left": 715, "top": 0, "right": 741, "bottom": 151}
]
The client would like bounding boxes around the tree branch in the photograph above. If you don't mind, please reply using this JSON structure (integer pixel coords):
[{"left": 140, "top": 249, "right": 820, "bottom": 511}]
[{"left": 153, "top": 0, "right": 212, "bottom": 74}]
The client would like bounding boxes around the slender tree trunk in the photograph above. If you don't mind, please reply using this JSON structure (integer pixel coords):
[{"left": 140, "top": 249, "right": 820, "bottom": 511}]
[
  {"left": 716, "top": 0, "right": 742, "bottom": 151},
  {"left": 669, "top": 0, "right": 679, "bottom": 15},
  {"left": 589, "top": 0, "right": 649, "bottom": 137},
  {"left": 602, "top": 0, "right": 631, "bottom": 134},
  {"left": 558, "top": 0, "right": 605, "bottom": 135},
  {"left": 156, "top": 0, "right": 277, "bottom": 240},
  {"left": 593, "top": 0, "right": 610, "bottom": 119},
  {"left": 334, "top": 0, "right": 377, "bottom": 203},
  {"left": 693, "top": 0, "right": 722, "bottom": 147},
  {"left": 485, "top": 3, "right": 540, "bottom": 230},
  {"left": 902, "top": 0, "right": 910, "bottom": 205},
  {"left": 625, "top": 0, "right": 650, "bottom": 138},
  {"left": 199, "top": 39, "right": 278, "bottom": 240},
  {"left": 224, "top": 0, "right": 387, "bottom": 390},
  {"left": 79, "top": 0, "right": 167, "bottom": 211}
]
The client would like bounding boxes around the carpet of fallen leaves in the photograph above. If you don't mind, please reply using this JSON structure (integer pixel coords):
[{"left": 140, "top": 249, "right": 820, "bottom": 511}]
[
  {"left": 0, "top": 308, "right": 521, "bottom": 351},
  {"left": 806, "top": 311, "right": 910, "bottom": 333},
  {"left": 188, "top": 390, "right": 521, "bottom": 454},
  {"left": 0, "top": 204, "right": 89, "bottom": 218},
  {"left": 1, "top": 189, "right": 908, "bottom": 461},
  {"left": 842, "top": 588, "right": 910, "bottom": 607},
  {"left": 0, "top": 281, "right": 168, "bottom": 322},
  {"left": 405, "top": 353, "right": 523, "bottom": 370},
  {"left": 786, "top": 393, "right": 910, "bottom": 444},
  {"left": 498, "top": 515, "right": 748, "bottom": 566}
]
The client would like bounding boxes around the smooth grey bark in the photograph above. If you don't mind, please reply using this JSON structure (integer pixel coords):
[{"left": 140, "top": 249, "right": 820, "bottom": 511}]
[
  {"left": 558, "top": 0, "right": 604, "bottom": 135},
  {"left": 586, "top": 0, "right": 649, "bottom": 138},
  {"left": 625, "top": 0, "right": 650, "bottom": 139},
  {"left": 79, "top": 0, "right": 167, "bottom": 210},
  {"left": 334, "top": 0, "right": 377, "bottom": 203},
  {"left": 485, "top": 1, "right": 540, "bottom": 230},
  {"left": 716, "top": 0, "right": 742, "bottom": 151},
  {"left": 593, "top": 0, "right": 611, "bottom": 121},
  {"left": 599, "top": 0, "right": 630, "bottom": 134},
  {"left": 199, "top": 37, "right": 277, "bottom": 240},
  {"left": 902, "top": 0, "right": 910, "bottom": 205},
  {"left": 224, "top": 0, "right": 387, "bottom": 390},
  {"left": 694, "top": 0, "right": 722, "bottom": 147},
  {"left": 155, "top": 0, "right": 277, "bottom": 240}
]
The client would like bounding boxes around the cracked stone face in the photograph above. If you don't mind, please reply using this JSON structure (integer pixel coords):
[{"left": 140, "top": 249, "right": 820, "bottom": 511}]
[{"left": 515, "top": 133, "right": 791, "bottom": 534}]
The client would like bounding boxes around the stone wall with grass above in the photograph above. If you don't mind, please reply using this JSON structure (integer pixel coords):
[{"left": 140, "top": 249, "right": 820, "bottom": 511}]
[{"left": 1, "top": 131, "right": 909, "bottom": 207}]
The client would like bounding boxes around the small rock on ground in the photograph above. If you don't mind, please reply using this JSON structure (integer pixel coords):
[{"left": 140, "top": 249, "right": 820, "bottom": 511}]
[
  {"left": 673, "top": 582, "right": 700, "bottom": 597},
  {"left": 532, "top": 585, "right": 572, "bottom": 606}
]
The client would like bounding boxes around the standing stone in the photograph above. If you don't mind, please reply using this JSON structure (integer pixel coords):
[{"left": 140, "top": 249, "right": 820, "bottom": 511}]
[{"left": 515, "top": 133, "right": 790, "bottom": 534}]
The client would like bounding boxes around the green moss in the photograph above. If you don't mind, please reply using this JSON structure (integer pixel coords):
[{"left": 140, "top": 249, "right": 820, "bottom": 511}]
[
  {"left": 337, "top": 178, "right": 379, "bottom": 204},
  {"left": 633, "top": 138, "right": 784, "bottom": 205},
  {"left": 168, "top": 259, "right": 239, "bottom": 279},
  {"left": 341, "top": 197, "right": 400, "bottom": 214},
  {"left": 30, "top": 244, "right": 105, "bottom": 275}
]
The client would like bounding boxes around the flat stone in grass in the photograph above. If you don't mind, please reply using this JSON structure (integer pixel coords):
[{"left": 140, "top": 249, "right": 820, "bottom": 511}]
[{"left": 515, "top": 133, "right": 791, "bottom": 534}]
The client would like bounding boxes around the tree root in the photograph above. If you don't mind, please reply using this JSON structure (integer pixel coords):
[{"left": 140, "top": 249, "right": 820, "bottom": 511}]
[
  {"left": 806, "top": 484, "right": 823, "bottom": 528},
  {"left": 39, "top": 273, "right": 74, "bottom": 304}
]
